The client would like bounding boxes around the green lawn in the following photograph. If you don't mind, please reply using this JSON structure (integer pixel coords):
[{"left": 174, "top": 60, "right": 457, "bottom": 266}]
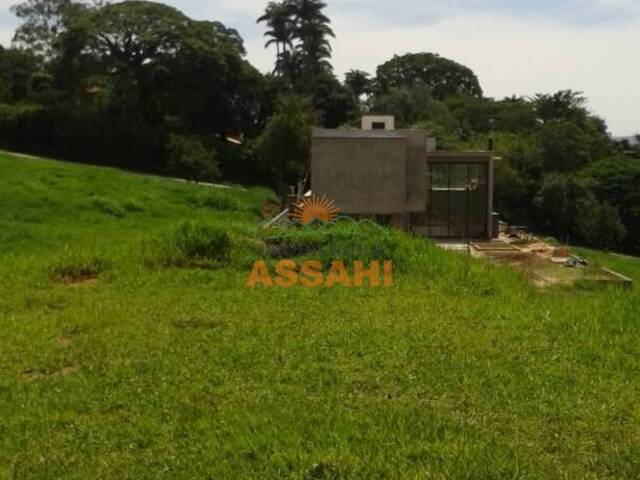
[{"left": 1, "top": 152, "right": 639, "bottom": 479}]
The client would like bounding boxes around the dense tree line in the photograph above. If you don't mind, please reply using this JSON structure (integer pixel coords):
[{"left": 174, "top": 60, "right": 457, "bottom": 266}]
[{"left": 1, "top": 0, "right": 640, "bottom": 250}]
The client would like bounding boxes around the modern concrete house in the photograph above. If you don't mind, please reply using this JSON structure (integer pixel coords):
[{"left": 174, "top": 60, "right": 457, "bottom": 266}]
[{"left": 311, "top": 117, "right": 494, "bottom": 239}]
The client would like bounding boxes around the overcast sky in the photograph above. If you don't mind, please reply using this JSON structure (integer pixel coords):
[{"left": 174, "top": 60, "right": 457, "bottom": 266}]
[{"left": 1, "top": 0, "right": 639, "bottom": 135}]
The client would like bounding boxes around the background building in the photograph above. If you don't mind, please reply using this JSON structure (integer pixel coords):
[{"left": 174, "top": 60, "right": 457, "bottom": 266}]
[{"left": 311, "top": 116, "right": 494, "bottom": 239}]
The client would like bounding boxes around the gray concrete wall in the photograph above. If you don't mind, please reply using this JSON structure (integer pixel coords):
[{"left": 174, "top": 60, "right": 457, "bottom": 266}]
[
  {"left": 311, "top": 135, "right": 407, "bottom": 215},
  {"left": 397, "top": 130, "right": 428, "bottom": 213}
]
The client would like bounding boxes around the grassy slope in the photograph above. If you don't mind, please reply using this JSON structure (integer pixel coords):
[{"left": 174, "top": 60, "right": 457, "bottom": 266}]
[{"left": 0, "top": 152, "right": 639, "bottom": 479}]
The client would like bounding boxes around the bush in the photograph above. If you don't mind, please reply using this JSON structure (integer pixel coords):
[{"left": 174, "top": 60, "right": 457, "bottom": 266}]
[
  {"left": 92, "top": 196, "right": 126, "bottom": 218},
  {"left": 187, "top": 190, "right": 242, "bottom": 211},
  {"left": 49, "top": 251, "right": 108, "bottom": 283},
  {"left": 265, "top": 220, "right": 408, "bottom": 270},
  {"left": 574, "top": 199, "right": 626, "bottom": 250},
  {"left": 148, "top": 221, "right": 231, "bottom": 268},
  {"left": 166, "top": 134, "right": 219, "bottom": 183},
  {"left": 123, "top": 199, "right": 144, "bottom": 212}
]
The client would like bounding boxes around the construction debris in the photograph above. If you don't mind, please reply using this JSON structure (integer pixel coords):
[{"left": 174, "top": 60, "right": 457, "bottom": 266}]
[{"left": 469, "top": 222, "right": 633, "bottom": 289}]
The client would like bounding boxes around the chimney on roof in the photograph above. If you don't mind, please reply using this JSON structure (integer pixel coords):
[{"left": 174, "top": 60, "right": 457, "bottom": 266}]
[{"left": 362, "top": 115, "right": 395, "bottom": 131}]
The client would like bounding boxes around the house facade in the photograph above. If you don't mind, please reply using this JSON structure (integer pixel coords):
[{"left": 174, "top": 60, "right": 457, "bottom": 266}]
[{"left": 311, "top": 117, "right": 495, "bottom": 239}]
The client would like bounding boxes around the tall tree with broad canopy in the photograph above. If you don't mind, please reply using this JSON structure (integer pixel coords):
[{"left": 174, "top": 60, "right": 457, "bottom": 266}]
[
  {"left": 77, "top": 1, "right": 264, "bottom": 135},
  {"left": 344, "top": 69, "right": 372, "bottom": 98},
  {"left": 10, "top": 0, "right": 91, "bottom": 61},
  {"left": 376, "top": 53, "right": 483, "bottom": 100}
]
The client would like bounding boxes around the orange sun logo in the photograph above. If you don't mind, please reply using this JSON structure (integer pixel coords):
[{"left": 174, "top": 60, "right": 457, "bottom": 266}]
[{"left": 291, "top": 194, "right": 341, "bottom": 225}]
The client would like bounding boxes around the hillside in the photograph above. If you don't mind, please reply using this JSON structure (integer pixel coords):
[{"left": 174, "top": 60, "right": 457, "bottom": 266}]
[{"left": 1, "top": 152, "right": 639, "bottom": 479}]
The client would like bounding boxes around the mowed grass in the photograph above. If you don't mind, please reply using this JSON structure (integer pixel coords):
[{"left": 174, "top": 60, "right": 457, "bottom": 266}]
[{"left": 1, "top": 152, "right": 639, "bottom": 479}]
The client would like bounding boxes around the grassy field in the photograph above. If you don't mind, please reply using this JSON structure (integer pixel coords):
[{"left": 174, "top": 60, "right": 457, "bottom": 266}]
[{"left": 1, "top": 151, "right": 639, "bottom": 479}]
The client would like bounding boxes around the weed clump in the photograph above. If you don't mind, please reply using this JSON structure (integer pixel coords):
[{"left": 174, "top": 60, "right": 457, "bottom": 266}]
[
  {"left": 264, "top": 220, "right": 407, "bottom": 269},
  {"left": 187, "top": 190, "right": 242, "bottom": 211},
  {"left": 92, "top": 196, "right": 126, "bottom": 218},
  {"left": 50, "top": 251, "right": 108, "bottom": 283},
  {"left": 122, "top": 199, "right": 144, "bottom": 212},
  {"left": 147, "top": 221, "right": 231, "bottom": 268}
]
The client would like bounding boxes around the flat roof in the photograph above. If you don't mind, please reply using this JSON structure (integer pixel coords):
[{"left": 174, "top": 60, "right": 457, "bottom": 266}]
[
  {"left": 312, "top": 129, "right": 406, "bottom": 139},
  {"left": 427, "top": 151, "right": 491, "bottom": 156}
]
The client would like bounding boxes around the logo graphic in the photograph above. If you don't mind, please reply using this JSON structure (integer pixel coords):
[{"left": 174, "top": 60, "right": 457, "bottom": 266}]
[{"left": 291, "top": 194, "right": 340, "bottom": 225}]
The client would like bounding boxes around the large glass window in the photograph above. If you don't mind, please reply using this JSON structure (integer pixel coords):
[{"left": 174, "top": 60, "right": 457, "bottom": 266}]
[{"left": 426, "top": 162, "right": 488, "bottom": 238}]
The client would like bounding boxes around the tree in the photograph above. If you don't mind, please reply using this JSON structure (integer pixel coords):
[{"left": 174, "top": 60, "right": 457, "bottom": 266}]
[
  {"left": 574, "top": 198, "right": 626, "bottom": 250},
  {"left": 538, "top": 119, "right": 609, "bottom": 172},
  {"left": 533, "top": 173, "right": 589, "bottom": 241},
  {"left": 534, "top": 90, "right": 588, "bottom": 125},
  {"left": 493, "top": 96, "right": 538, "bottom": 133},
  {"left": 290, "top": 0, "right": 335, "bottom": 83},
  {"left": 166, "top": 134, "right": 218, "bottom": 183},
  {"left": 444, "top": 94, "right": 496, "bottom": 137},
  {"left": 484, "top": 132, "right": 543, "bottom": 221},
  {"left": 0, "top": 46, "right": 39, "bottom": 101},
  {"left": 581, "top": 156, "right": 640, "bottom": 249},
  {"left": 376, "top": 53, "right": 483, "bottom": 100},
  {"left": 255, "top": 95, "right": 313, "bottom": 196},
  {"left": 83, "top": 1, "right": 263, "bottom": 136},
  {"left": 257, "top": 1, "right": 294, "bottom": 78},
  {"left": 310, "top": 71, "right": 357, "bottom": 127},
  {"left": 344, "top": 69, "right": 371, "bottom": 98},
  {"left": 11, "top": 0, "right": 89, "bottom": 61}
]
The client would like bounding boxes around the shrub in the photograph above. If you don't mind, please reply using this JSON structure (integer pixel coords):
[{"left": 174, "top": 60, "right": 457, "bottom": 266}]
[
  {"left": 264, "top": 220, "right": 411, "bottom": 270},
  {"left": 574, "top": 199, "right": 626, "bottom": 250},
  {"left": 49, "top": 251, "right": 108, "bottom": 283},
  {"left": 166, "top": 134, "right": 219, "bottom": 184},
  {"left": 122, "top": 199, "right": 144, "bottom": 212},
  {"left": 148, "top": 221, "right": 231, "bottom": 268},
  {"left": 187, "top": 190, "right": 242, "bottom": 211},
  {"left": 227, "top": 229, "right": 268, "bottom": 269},
  {"left": 92, "top": 196, "right": 126, "bottom": 218}
]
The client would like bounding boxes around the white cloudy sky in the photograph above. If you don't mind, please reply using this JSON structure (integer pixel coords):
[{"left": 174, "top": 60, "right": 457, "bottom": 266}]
[{"left": 1, "top": 0, "right": 639, "bottom": 135}]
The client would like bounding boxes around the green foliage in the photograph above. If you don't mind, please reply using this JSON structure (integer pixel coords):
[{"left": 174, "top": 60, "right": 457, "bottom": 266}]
[
  {"left": 91, "top": 195, "right": 126, "bottom": 218},
  {"left": 372, "top": 85, "right": 456, "bottom": 129},
  {"left": 255, "top": 94, "right": 313, "bottom": 194},
  {"left": 49, "top": 249, "right": 108, "bottom": 282},
  {"left": 534, "top": 90, "right": 589, "bottom": 124},
  {"left": 344, "top": 69, "right": 372, "bottom": 98},
  {"left": 580, "top": 156, "right": 640, "bottom": 248},
  {"left": 538, "top": 119, "right": 609, "bottom": 172},
  {"left": 463, "top": 132, "right": 542, "bottom": 221},
  {"left": 187, "top": 190, "right": 243, "bottom": 211},
  {"left": 3, "top": 0, "right": 269, "bottom": 173},
  {"left": 310, "top": 71, "right": 357, "bottom": 127},
  {"left": 10, "top": 0, "right": 88, "bottom": 60},
  {"left": 0, "top": 46, "right": 39, "bottom": 101},
  {"left": 574, "top": 198, "right": 626, "bottom": 250},
  {"left": 166, "top": 134, "right": 219, "bottom": 183},
  {"left": 258, "top": 0, "right": 334, "bottom": 87},
  {"left": 149, "top": 221, "right": 231, "bottom": 268},
  {"left": 376, "top": 52, "right": 483, "bottom": 99},
  {"left": 534, "top": 173, "right": 586, "bottom": 240},
  {"left": 533, "top": 173, "right": 626, "bottom": 248}
]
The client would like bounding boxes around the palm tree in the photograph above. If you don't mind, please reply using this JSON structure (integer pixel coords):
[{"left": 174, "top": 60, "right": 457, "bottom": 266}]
[
  {"left": 257, "top": 2, "right": 294, "bottom": 78},
  {"left": 289, "top": 0, "right": 335, "bottom": 82},
  {"left": 276, "top": 49, "right": 303, "bottom": 85}
]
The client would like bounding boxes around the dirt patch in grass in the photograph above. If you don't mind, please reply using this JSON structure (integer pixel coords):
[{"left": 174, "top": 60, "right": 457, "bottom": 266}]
[
  {"left": 49, "top": 252, "right": 107, "bottom": 285},
  {"left": 172, "top": 318, "right": 220, "bottom": 330},
  {"left": 56, "top": 335, "right": 74, "bottom": 348},
  {"left": 22, "top": 365, "right": 78, "bottom": 383},
  {"left": 57, "top": 273, "right": 99, "bottom": 286}
]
